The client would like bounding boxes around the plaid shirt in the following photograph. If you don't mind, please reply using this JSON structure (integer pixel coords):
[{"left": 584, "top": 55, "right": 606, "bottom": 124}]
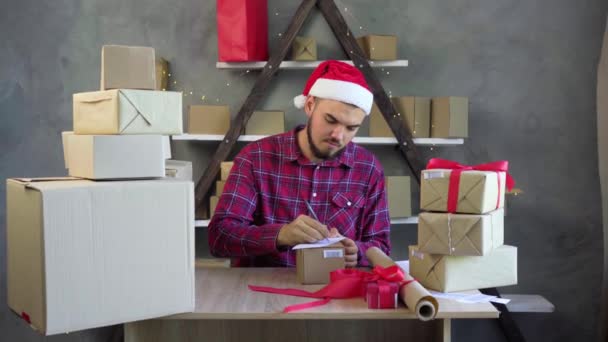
[{"left": 208, "top": 126, "right": 391, "bottom": 267}]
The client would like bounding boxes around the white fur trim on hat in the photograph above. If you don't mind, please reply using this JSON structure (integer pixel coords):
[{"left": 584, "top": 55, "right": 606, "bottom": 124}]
[
  {"left": 308, "top": 78, "right": 373, "bottom": 114},
  {"left": 293, "top": 94, "right": 307, "bottom": 109}
]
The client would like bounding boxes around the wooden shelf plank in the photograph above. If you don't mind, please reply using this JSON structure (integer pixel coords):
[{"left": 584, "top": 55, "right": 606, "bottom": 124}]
[
  {"left": 173, "top": 134, "right": 463, "bottom": 146},
  {"left": 216, "top": 60, "right": 409, "bottom": 70}
]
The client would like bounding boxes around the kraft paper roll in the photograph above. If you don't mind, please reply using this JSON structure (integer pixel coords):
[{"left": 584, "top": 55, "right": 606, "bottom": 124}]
[{"left": 366, "top": 247, "right": 438, "bottom": 321}]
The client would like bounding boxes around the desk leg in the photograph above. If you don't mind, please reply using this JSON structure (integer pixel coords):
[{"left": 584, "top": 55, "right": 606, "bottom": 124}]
[{"left": 442, "top": 319, "right": 451, "bottom": 342}]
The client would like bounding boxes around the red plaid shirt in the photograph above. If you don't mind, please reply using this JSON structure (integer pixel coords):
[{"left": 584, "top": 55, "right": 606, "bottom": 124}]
[{"left": 208, "top": 126, "right": 391, "bottom": 267}]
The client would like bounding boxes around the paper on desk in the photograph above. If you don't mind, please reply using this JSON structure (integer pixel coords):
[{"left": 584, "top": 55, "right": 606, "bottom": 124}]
[
  {"left": 394, "top": 260, "right": 509, "bottom": 305},
  {"left": 292, "top": 236, "right": 345, "bottom": 250}
]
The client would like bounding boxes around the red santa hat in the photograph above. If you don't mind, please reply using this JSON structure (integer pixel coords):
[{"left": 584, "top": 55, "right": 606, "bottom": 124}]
[{"left": 293, "top": 60, "right": 374, "bottom": 115}]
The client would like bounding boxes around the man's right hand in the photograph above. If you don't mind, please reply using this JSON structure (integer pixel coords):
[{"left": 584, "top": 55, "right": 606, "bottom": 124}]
[{"left": 276, "top": 214, "right": 330, "bottom": 247}]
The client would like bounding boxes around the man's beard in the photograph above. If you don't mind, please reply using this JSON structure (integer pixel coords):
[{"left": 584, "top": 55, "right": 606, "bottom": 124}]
[{"left": 306, "top": 119, "right": 344, "bottom": 160}]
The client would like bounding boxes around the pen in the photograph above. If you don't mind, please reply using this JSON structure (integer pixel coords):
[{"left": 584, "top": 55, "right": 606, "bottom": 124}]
[{"left": 304, "top": 200, "right": 320, "bottom": 222}]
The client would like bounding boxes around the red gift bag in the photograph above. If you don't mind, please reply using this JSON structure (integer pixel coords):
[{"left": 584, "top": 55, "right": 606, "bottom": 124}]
[{"left": 217, "top": 0, "right": 269, "bottom": 62}]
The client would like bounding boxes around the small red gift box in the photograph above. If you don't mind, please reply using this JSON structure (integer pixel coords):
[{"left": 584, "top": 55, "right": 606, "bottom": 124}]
[{"left": 365, "top": 280, "right": 399, "bottom": 309}]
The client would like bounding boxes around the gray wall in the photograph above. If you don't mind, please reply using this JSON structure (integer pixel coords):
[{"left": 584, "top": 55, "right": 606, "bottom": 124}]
[{"left": 1, "top": 0, "right": 607, "bottom": 341}]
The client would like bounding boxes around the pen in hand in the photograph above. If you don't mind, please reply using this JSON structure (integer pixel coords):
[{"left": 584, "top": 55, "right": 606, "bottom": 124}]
[{"left": 304, "top": 200, "right": 338, "bottom": 238}]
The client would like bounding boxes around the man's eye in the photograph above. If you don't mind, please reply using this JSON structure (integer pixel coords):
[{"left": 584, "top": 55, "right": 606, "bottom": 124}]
[{"left": 347, "top": 127, "right": 357, "bottom": 132}]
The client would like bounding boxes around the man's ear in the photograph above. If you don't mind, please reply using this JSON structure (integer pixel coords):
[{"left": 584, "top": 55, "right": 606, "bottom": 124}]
[{"left": 304, "top": 95, "right": 316, "bottom": 118}]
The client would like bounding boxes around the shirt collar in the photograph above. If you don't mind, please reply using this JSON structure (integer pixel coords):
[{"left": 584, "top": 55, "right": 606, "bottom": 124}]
[{"left": 283, "top": 125, "right": 354, "bottom": 168}]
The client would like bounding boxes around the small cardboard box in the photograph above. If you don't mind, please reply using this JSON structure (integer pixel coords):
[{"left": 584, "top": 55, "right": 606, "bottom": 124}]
[
  {"left": 245, "top": 111, "right": 285, "bottom": 135},
  {"left": 216, "top": 180, "right": 226, "bottom": 195},
  {"left": 420, "top": 169, "right": 506, "bottom": 214},
  {"left": 73, "top": 89, "right": 182, "bottom": 135},
  {"left": 6, "top": 178, "right": 194, "bottom": 335},
  {"left": 210, "top": 195, "right": 219, "bottom": 215},
  {"left": 431, "top": 97, "right": 468, "bottom": 138},
  {"left": 356, "top": 35, "right": 397, "bottom": 60},
  {"left": 165, "top": 160, "right": 193, "bottom": 181},
  {"left": 155, "top": 57, "right": 169, "bottom": 91},
  {"left": 292, "top": 37, "right": 317, "bottom": 61},
  {"left": 417, "top": 209, "right": 504, "bottom": 256},
  {"left": 386, "top": 176, "right": 411, "bottom": 218},
  {"left": 188, "top": 105, "right": 231, "bottom": 135},
  {"left": 101, "top": 45, "right": 156, "bottom": 90},
  {"left": 391, "top": 97, "right": 431, "bottom": 138},
  {"left": 369, "top": 102, "right": 394, "bottom": 137},
  {"left": 220, "top": 161, "right": 234, "bottom": 181},
  {"left": 296, "top": 244, "right": 345, "bottom": 284},
  {"left": 63, "top": 133, "right": 166, "bottom": 180},
  {"left": 409, "top": 245, "right": 517, "bottom": 292}
]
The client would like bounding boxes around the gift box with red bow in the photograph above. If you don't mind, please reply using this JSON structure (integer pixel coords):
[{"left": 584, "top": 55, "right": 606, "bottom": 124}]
[{"left": 365, "top": 280, "right": 399, "bottom": 309}]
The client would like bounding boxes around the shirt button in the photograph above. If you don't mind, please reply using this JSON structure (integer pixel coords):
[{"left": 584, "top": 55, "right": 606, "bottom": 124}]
[
  {"left": 347, "top": 201, "right": 352, "bottom": 206},
  {"left": 316, "top": 165, "right": 320, "bottom": 170},
  {"left": 312, "top": 193, "right": 317, "bottom": 197}
]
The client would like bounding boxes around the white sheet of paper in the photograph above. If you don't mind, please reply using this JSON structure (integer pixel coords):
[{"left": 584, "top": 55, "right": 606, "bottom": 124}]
[
  {"left": 292, "top": 237, "right": 345, "bottom": 250},
  {"left": 429, "top": 290, "right": 511, "bottom": 304}
]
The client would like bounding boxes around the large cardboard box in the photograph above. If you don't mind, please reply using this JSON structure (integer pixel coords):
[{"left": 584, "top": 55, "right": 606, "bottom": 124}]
[
  {"left": 296, "top": 244, "right": 345, "bottom": 284},
  {"left": 386, "top": 176, "right": 411, "bottom": 218},
  {"left": 431, "top": 97, "right": 468, "bottom": 138},
  {"left": 391, "top": 96, "right": 431, "bottom": 138},
  {"left": 188, "top": 105, "right": 231, "bottom": 135},
  {"left": 409, "top": 245, "right": 517, "bottom": 292},
  {"left": 356, "top": 35, "right": 397, "bottom": 60},
  {"left": 155, "top": 57, "right": 169, "bottom": 91},
  {"left": 73, "top": 89, "right": 183, "bottom": 135},
  {"left": 292, "top": 37, "right": 317, "bottom": 61},
  {"left": 369, "top": 102, "right": 395, "bottom": 137},
  {"left": 417, "top": 209, "right": 504, "bottom": 256},
  {"left": 165, "top": 160, "right": 193, "bottom": 181},
  {"left": 101, "top": 45, "right": 156, "bottom": 91},
  {"left": 221, "top": 161, "right": 234, "bottom": 181},
  {"left": 6, "top": 178, "right": 194, "bottom": 335},
  {"left": 420, "top": 169, "right": 506, "bottom": 214},
  {"left": 245, "top": 111, "right": 285, "bottom": 135},
  {"left": 63, "top": 133, "right": 165, "bottom": 179}
]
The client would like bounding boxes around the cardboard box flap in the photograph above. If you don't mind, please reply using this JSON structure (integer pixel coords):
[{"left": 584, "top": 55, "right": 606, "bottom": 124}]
[
  {"left": 118, "top": 90, "right": 154, "bottom": 131},
  {"left": 75, "top": 90, "right": 117, "bottom": 103},
  {"left": 11, "top": 177, "right": 81, "bottom": 184},
  {"left": 294, "top": 38, "right": 314, "bottom": 55}
]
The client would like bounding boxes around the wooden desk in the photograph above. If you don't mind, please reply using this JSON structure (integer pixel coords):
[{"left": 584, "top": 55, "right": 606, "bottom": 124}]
[{"left": 125, "top": 267, "right": 498, "bottom": 342}]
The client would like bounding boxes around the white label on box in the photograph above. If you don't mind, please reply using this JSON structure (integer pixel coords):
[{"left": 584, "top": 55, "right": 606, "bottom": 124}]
[
  {"left": 412, "top": 250, "right": 424, "bottom": 260},
  {"left": 424, "top": 171, "right": 444, "bottom": 179},
  {"left": 323, "top": 249, "right": 344, "bottom": 258}
]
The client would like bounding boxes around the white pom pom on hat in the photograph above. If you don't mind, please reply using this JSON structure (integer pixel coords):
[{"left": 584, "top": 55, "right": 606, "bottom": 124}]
[{"left": 293, "top": 60, "right": 373, "bottom": 115}]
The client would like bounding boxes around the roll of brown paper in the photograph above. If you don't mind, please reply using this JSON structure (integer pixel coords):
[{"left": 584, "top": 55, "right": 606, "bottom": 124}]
[{"left": 366, "top": 247, "right": 438, "bottom": 321}]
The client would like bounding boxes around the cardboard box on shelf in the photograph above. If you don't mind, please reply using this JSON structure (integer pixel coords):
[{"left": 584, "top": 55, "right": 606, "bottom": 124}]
[
  {"left": 296, "top": 244, "right": 345, "bottom": 284},
  {"left": 101, "top": 45, "right": 156, "bottom": 91},
  {"left": 386, "top": 176, "right": 411, "bottom": 218},
  {"left": 210, "top": 195, "right": 219, "bottom": 216},
  {"left": 292, "top": 37, "right": 317, "bottom": 61},
  {"left": 369, "top": 102, "right": 397, "bottom": 137},
  {"left": 155, "top": 57, "right": 169, "bottom": 91},
  {"left": 216, "top": 180, "right": 226, "bottom": 195},
  {"left": 391, "top": 96, "right": 431, "bottom": 138},
  {"left": 245, "top": 111, "right": 285, "bottom": 135},
  {"left": 431, "top": 97, "right": 468, "bottom": 138},
  {"left": 220, "top": 161, "right": 234, "bottom": 181},
  {"left": 188, "top": 105, "right": 231, "bottom": 135},
  {"left": 73, "top": 89, "right": 182, "bottom": 135},
  {"left": 356, "top": 35, "right": 397, "bottom": 60},
  {"left": 6, "top": 178, "right": 194, "bottom": 335}
]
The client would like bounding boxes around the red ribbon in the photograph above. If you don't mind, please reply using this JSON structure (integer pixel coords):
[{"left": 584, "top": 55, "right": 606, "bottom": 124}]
[
  {"left": 21, "top": 312, "right": 31, "bottom": 324},
  {"left": 249, "top": 265, "right": 414, "bottom": 313},
  {"left": 425, "top": 158, "right": 515, "bottom": 213}
]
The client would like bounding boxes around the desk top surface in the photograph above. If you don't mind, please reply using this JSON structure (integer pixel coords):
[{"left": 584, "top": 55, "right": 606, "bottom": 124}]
[{"left": 168, "top": 267, "right": 499, "bottom": 320}]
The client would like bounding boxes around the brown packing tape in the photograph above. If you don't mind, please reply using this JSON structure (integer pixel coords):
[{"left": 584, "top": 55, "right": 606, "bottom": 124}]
[{"left": 366, "top": 247, "right": 438, "bottom": 321}]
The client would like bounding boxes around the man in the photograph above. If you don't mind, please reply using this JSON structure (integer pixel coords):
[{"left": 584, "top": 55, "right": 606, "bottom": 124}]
[{"left": 208, "top": 60, "right": 391, "bottom": 267}]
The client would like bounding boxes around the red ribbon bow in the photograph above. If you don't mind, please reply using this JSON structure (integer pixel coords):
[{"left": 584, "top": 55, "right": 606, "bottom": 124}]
[
  {"left": 425, "top": 158, "right": 515, "bottom": 213},
  {"left": 249, "top": 265, "right": 413, "bottom": 313}
]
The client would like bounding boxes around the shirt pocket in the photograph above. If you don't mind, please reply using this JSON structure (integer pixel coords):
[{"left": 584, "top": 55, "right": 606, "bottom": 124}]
[{"left": 327, "top": 192, "right": 366, "bottom": 235}]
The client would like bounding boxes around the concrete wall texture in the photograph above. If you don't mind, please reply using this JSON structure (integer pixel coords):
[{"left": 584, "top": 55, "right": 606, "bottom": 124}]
[{"left": 1, "top": 0, "right": 607, "bottom": 341}]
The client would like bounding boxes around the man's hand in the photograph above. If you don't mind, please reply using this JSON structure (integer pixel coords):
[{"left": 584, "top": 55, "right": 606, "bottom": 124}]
[
  {"left": 277, "top": 215, "right": 330, "bottom": 247},
  {"left": 340, "top": 237, "right": 358, "bottom": 268}
]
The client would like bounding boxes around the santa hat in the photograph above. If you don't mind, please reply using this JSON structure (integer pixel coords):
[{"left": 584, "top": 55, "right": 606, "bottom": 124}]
[{"left": 293, "top": 60, "right": 374, "bottom": 115}]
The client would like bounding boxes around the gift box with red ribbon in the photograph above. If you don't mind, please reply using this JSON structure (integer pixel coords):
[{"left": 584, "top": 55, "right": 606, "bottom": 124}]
[{"left": 365, "top": 280, "right": 399, "bottom": 309}]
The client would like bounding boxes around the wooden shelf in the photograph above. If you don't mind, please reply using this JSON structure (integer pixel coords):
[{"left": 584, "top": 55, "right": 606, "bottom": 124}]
[
  {"left": 195, "top": 216, "right": 417, "bottom": 228},
  {"left": 173, "top": 134, "right": 463, "bottom": 146},
  {"left": 216, "top": 60, "right": 408, "bottom": 70}
]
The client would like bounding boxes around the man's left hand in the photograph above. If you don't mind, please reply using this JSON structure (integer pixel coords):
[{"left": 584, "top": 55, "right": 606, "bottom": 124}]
[{"left": 340, "top": 237, "right": 358, "bottom": 268}]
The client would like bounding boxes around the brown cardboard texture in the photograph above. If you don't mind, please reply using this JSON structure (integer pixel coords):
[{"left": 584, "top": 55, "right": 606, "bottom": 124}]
[
  {"left": 356, "top": 35, "right": 397, "bottom": 60},
  {"left": 220, "top": 161, "right": 234, "bottom": 181},
  {"left": 369, "top": 102, "right": 399, "bottom": 137},
  {"left": 210, "top": 196, "right": 219, "bottom": 216},
  {"left": 431, "top": 97, "right": 468, "bottom": 138},
  {"left": 417, "top": 209, "right": 504, "bottom": 256},
  {"left": 155, "top": 58, "right": 169, "bottom": 91},
  {"left": 101, "top": 45, "right": 156, "bottom": 90},
  {"left": 391, "top": 97, "right": 431, "bottom": 138},
  {"left": 386, "top": 176, "right": 411, "bottom": 218},
  {"left": 297, "top": 244, "right": 345, "bottom": 284},
  {"left": 420, "top": 169, "right": 506, "bottom": 214},
  {"left": 216, "top": 180, "right": 226, "bottom": 195},
  {"left": 245, "top": 111, "right": 285, "bottom": 135},
  {"left": 188, "top": 105, "right": 230, "bottom": 135},
  {"left": 292, "top": 37, "right": 317, "bottom": 61}
]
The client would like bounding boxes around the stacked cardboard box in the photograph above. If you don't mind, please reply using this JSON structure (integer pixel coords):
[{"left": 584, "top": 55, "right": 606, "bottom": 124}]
[
  {"left": 410, "top": 167, "right": 517, "bottom": 292},
  {"left": 210, "top": 161, "right": 234, "bottom": 215},
  {"left": 7, "top": 45, "right": 194, "bottom": 335}
]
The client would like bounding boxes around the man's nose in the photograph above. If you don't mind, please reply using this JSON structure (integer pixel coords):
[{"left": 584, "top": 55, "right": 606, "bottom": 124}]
[{"left": 330, "top": 126, "right": 344, "bottom": 141}]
